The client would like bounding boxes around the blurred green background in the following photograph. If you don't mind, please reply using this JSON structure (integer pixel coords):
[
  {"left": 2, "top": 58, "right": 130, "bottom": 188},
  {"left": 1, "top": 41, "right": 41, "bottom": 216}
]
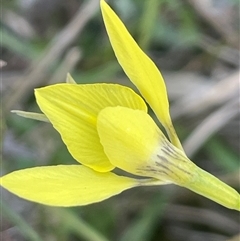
[{"left": 1, "top": 0, "right": 240, "bottom": 240}]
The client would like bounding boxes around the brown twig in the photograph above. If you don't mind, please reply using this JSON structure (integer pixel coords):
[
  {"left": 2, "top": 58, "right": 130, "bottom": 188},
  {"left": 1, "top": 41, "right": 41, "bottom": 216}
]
[
  {"left": 197, "top": 35, "right": 240, "bottom": 66},
  {"left": 5, "top": 0, "right": 99, "bottom": 112},
  {"left": 171, "top": 70, "right": 240, "bottom": 119},
  {"left": 48, "top": 47, "right": 82, "bottom": 85},
  {"left": 165, "top": 204, "right": 239, "bottom": 234},
  {"left": 183, "top": 97, "right": 239, "bottom": 157},
  {"left": 187, "top": 0, "right": 239, "bottom": 48},
  {"left": 226, "top": 234, "right": 240, "bottom": 241}
]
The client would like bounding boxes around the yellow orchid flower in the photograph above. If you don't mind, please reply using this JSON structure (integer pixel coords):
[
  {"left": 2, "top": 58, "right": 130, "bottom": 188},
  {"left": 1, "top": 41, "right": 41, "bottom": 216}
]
[{"left": 1, "top": 0, "right": 239, "bottom": 210}]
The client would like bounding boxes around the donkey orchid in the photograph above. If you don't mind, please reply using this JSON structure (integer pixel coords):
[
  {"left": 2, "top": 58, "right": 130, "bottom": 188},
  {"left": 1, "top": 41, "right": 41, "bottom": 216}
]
[{"left": 1, "top": 0, "right": 239, "bottom": 210}]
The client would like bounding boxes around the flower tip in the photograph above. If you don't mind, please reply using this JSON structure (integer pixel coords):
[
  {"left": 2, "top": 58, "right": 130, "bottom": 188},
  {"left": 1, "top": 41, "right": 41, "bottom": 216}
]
[
  {"left": 34, "top": 88, "right": 40, "bottom": 96},
  {"left": 66, "top": 73, "right": 77, "bottom": 84},
  {"left": 100, "top": 0, "right": 110, "bottom": 13}
]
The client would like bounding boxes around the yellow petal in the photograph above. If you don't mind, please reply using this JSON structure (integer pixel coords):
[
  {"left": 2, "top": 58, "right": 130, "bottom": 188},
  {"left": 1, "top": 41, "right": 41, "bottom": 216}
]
[
  {"left": 97, "top": 106, "right": 240, "bottom": 210},
  {"left": 100, "top": 0, "right": 182, "bottom": 149},
  {"left": 97, "top": 106, "right": 164, "bottom": 176},
  {"left": 11, "top": 110, "right": 49, "bottom": 122},
  {"left": 35, "top": 83, "right": 147, "bottom": 172},
  {"left": 0, "top": 165, "right": 139, "bottom": 206}
]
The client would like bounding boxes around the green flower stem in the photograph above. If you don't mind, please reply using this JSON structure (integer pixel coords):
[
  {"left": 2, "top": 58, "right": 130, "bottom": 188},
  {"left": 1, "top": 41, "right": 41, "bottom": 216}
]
[
  {"left": 151, "top": 141, "right": 240, "bottom": 211},
  {"left": 51, "top": 208, "right": 110, "bottom": 241},
  {"left": 1, "top": 200, "right": 44, "bottom": 241},
  {"left": 183, "top": 165, "right": 240, "bottom": 211},
  {"left": 138, "top": 0, "right": 160, "bottom": 50}
]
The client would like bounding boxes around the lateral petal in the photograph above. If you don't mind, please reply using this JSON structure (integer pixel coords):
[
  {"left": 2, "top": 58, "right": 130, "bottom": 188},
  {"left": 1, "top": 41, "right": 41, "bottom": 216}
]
[
  {"left": 0, "top": 165, "right": 138, "bottom": 206},
  {"left": 35, "top": 83, "right": 147, "bottom": 172},
  {"left": 100, "top": 0, "right": 182, "bottom": 149},
  {"left": 97, "top": 106, "right": 162, "bottom": 177}
]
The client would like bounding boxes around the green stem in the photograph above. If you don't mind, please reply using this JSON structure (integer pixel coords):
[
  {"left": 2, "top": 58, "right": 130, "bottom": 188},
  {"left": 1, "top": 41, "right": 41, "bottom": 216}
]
[
  {"left": 151, "top": 140, "right": 240, "bottom": 211},
  {"left": 1, "top": 200, "right": 44, "bottom": 241},
  {"left": 183, "top": 166, "right": 240, "bottom": 211},
  {"left": 51, "top": 208, "right": 109, "bottom": 241}
]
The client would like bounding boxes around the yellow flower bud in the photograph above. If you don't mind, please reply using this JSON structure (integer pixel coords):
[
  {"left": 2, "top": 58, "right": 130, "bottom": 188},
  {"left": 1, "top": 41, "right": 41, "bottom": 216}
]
[{"left": 97, "top": 106, "right": 240, "bottom": 210}]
